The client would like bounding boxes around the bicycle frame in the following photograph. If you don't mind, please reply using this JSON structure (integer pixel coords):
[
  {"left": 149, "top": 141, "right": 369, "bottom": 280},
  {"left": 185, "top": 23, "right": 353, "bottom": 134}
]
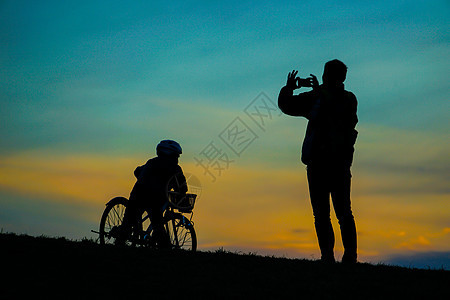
[
  {"left": 95, "top": 195, "right": 197, "bottom": 251},
  {"left": 140, "top": 202, "right": 194, "bottom": 247}
]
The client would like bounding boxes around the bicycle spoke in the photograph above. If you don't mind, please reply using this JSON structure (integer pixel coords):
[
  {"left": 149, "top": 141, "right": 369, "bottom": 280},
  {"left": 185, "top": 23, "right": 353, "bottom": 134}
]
[
  {"left": 165, "top": 215, "right": 194, "bottom": 250},
  {"left": 112, "top": 206, "right": 123, "bottom": 223},
  {"left": 173, "top": 220, "right": 179, "bottom": 247},
  {"left": 178, "top": 229, "right": 191, "bottom": 246},
  {"left": 99, "top": 198, "right": 130, "bottom": 246},
  {"left": 108, "top": 205, "right": 124, "bottom": 241}
]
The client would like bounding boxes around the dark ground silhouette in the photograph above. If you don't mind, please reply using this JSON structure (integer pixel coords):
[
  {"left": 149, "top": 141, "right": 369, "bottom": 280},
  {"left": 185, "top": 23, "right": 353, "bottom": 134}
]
[{"left": 1, "top": 233, "right": 448, "bottom": 299}]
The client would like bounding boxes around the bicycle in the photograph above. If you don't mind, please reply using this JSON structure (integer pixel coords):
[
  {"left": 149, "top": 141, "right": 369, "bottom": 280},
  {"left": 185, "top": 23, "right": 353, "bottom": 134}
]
[{"left": 93, "top": 192, "right": 197, "bottom": 251}]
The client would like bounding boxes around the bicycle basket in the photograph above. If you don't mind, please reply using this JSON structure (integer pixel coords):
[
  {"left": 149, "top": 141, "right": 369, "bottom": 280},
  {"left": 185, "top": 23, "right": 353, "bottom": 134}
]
[{"left": 168, "top": 192, "right": 197, "bottom": 212}]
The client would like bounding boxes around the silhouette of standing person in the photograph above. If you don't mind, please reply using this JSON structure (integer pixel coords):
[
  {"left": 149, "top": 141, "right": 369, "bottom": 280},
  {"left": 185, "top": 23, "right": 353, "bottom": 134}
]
[{"left": 278, "top": 60, "right": 358, "bottom": 263}]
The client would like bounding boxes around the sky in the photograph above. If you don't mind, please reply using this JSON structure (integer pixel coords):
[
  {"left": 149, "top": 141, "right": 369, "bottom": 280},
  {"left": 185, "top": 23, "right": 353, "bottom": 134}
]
[{"left": 0, "top": 0, "right": 449, "bottom": 269}]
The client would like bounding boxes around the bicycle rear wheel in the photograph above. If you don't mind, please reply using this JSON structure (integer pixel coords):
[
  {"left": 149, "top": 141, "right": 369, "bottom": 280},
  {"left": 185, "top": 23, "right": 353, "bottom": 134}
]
[
  {"left": 99, "top": 197, "right": 128, "bottom": 245},
  {"left": 165, "top": 214, "right": 197, "bottom": 252}
]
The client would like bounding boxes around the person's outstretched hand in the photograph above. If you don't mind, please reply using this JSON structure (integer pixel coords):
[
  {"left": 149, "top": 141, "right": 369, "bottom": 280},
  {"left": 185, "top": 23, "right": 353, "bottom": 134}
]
[
  {"left": 298, "top": 74, "right": 319, "bottom": 89},
  {"left": 309, "top": 74, "right": 319, "bottom": 89},
  {"left": 287, "top": 70, "right": 320, "bottom": 90},
  {"left": 286, "top": 70, "right": 298, "bottom": 90}
]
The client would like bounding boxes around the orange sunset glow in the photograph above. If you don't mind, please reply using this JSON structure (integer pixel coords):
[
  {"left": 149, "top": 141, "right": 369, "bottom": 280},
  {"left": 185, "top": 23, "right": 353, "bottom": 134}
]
[{"left": 0, "top": 1, "right": 448, "bottom": 269}]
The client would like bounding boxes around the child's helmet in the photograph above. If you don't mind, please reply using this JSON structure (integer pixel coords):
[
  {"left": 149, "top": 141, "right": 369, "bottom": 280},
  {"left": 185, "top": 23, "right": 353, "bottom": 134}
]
[{"left": 157, "top": 140, "right": 182, "bottom": 157}]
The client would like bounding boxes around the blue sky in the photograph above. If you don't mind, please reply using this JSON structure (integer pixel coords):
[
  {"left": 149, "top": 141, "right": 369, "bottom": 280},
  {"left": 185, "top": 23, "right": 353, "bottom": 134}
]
[
  {"left": 1, "top": 0, "right": 448, "bottom": 154},
  {"left": 0, "top": 0, "right": 449, "bottom": 269}
]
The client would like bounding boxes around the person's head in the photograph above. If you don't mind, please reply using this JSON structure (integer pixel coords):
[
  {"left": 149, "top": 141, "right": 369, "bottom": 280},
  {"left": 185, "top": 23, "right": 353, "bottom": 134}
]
[
  {"left": 156, "top": 140, "right": 182, "bottom": 159},
  {"left": 322, "top": 59, "right": 347, "bottom": 87}
]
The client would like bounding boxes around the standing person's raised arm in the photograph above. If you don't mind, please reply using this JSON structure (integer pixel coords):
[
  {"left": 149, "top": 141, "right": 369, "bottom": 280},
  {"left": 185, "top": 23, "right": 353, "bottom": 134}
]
[{"left": 278, "top": 70, "right": 318, "bottom": 118}]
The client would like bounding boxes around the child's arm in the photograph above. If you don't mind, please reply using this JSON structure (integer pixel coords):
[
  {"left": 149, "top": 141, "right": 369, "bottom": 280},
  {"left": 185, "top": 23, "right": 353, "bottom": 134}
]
[{"left": 174, "top": 167, "right": 188, "bottom": 194}]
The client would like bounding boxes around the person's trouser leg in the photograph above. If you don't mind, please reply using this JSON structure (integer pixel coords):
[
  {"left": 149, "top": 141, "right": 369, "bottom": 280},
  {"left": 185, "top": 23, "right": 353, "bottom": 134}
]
[
  {"left": 149, "top": 204, "right": 171, "bottom": 249},
  {"left": 120, "top": 187, "right": 147, "bottom": 242},
  {"left": 307, "top": 167, "right": 335, "bottom": 261},
  {"left": 331, "top": 168, "right": 357, "bottom": 263},
  {"left": 121, "top": 201, "right": 135, "bottom": 234},
  {"left": 120, "top": 199, "right": 142, "bottom": 241}
]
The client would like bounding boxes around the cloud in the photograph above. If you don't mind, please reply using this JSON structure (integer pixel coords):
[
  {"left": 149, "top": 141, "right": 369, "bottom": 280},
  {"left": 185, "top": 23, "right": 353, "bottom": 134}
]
[
  {"left": 396, "top": 236, "right": 432, "bottom": 250},
  {"left": 383, "top": 251, "right": 450, "bottom": 270},
  {"left": 353, "top": 124, "right": 450, "bottom": 197},
  {"left": 0, "top": 191, "right": 98, "bottom": 239},
  {"left": 0, "top": 151, "right": 138, "bottom": 204},
  {"left": 0, "top": 0, "right": 448, "bottom": 269},
  {"left": 1, "top": 113, "right": 449, "bottom": 257}
]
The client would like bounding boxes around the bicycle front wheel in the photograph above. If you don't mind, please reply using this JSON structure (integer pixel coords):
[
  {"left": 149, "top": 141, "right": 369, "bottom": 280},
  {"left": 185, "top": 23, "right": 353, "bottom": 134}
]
[{"left": 165, "top": 214, "right": 197, "bottom": 252}]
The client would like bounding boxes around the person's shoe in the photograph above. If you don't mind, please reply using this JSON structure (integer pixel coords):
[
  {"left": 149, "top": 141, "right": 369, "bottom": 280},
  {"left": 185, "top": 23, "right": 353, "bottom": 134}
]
[
  {"left": 342, "top": 253, "right": 357, "bottom": 264},
  {"left": 109, "top": 226, "right": 129, "bottom": 246},
  {"left": 109, "top": 226, "right": 120, "bottom": 238},
  {"left": 320, "top": 255, "right": 336, "bottom": 264},
  {"left": 114, "top": 238, "right": 126, "bottom": 246}
]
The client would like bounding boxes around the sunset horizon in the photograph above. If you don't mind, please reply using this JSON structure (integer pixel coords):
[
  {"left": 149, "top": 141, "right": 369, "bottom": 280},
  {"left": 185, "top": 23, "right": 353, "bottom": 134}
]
[{"left": 1, "top": 0, "right": 449, "bottom": 270}]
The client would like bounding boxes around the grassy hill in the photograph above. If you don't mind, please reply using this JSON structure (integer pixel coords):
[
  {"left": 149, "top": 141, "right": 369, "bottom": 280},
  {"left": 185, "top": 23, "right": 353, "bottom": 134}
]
[{"left": 1, "top": 233, "right": 448, "bottom": 299}]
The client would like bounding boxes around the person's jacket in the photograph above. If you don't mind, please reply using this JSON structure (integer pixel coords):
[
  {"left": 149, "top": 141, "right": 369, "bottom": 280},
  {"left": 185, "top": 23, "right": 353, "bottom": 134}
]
[
  {"left": 131, "top": 156, "right": 187, "bottom": 205},
  {"left": 278, "top": 84, "right": 358, "bottom": 167}
]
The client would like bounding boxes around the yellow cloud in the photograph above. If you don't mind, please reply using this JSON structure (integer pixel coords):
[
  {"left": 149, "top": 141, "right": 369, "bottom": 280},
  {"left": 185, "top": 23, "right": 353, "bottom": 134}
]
[
  {"left": 0, "top": 136, "right": 449, "bottom": 262},
  {"left": 396, "top": 236, "right": 432, "bottom": 250},
  {"left": 0, "top": 151, "right": 138, "bottom": 205}
]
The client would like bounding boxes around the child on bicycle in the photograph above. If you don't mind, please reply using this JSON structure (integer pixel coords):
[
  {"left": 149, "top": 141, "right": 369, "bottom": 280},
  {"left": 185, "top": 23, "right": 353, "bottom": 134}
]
[{"left": 119, "top": 140, "right": 187, "bottom": 248}]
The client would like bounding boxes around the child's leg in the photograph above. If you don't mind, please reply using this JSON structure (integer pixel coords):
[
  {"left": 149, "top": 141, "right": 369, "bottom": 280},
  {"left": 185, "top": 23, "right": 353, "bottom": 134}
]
[{"left": 149, "top": 206, "right": 171, "bottom": 249}]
